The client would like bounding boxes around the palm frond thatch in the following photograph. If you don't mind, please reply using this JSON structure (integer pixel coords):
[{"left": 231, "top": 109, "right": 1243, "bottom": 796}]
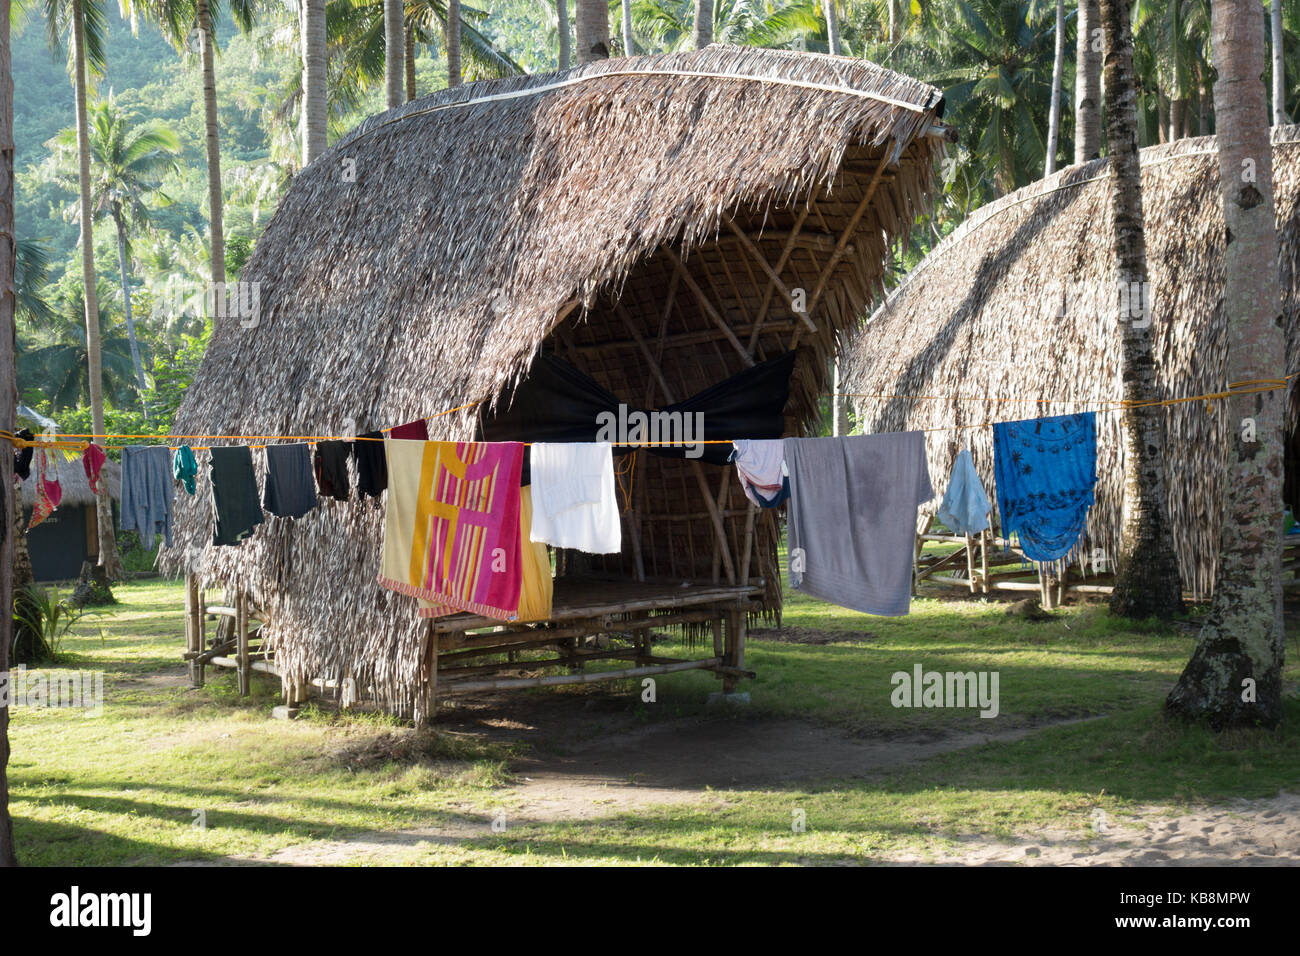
[{"left": 843, "top": 127, "right": 1300, "bottom": 599}]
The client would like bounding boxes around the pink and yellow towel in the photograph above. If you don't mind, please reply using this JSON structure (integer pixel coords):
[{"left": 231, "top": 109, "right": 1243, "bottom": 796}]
[{"left": 379, "top": 439, "right": 527, "bottom": 621}]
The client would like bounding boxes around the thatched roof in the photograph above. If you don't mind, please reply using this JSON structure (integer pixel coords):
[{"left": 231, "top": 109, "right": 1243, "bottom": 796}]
[
  {"left": 161, "top": 46, "right": 947, "bottom": 714},
  {"left": 843, "top": 126, "right": 1300, "bottom": 598},
  {"left": 20, "top": 455, "right": 121, "bottom": 509}
]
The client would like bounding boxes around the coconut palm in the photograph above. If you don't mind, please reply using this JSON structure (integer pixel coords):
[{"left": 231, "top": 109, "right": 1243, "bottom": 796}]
[
  {"left": 1167, "top": 0, "right": 1287, "bottom": 729},
  {"left": 632, "top": 0, "right": 820, "bottom": 51},
  {"left": 43, "top": 0, "right": 124, "bottom": 579},
  {"left": 124, "top": 0, "right": 256, "bottom": 293},
  {"left": 574, "top": 0, "right": 607, "bottom": 60},
  {"left": 18, "top": 285, "right": 137, "bottom": 412},
  {"left": 52, "top": 97, "right": 180, "bottom": 403}
]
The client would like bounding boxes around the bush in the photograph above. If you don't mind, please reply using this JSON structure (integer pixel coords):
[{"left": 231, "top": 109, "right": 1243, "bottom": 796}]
[{"left": 12, "top": 584, "right": 83, "bottom": 664}]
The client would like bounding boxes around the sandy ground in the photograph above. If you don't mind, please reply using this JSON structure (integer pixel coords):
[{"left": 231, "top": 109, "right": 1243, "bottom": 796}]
[{"left": 178, "top": 698, "right": 1298, "bottom": 866}]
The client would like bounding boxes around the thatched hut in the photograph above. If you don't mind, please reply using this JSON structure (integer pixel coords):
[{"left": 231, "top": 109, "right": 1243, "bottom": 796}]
[
  {"left": 21, "top": 457, "right": 122, "bottom": 581},
  {"left": 161, "top": 46, "right": 948, "bottom": 717},
  {"left": 843, "top": 127, "right": 1300, "bottom": 600}
]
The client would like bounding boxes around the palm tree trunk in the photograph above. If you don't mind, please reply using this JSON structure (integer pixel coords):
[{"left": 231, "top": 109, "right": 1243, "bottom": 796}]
[
  {"left": 692, "top": 0, "right": 713, "bottom": 49},
  {"left": 1167, "top": 0, "right": 1287, "bottom": 729},
  {"left": 620, "top": 0, "right": 633, "bottom": 55},
  {"left": 72, "top": 0, "right": 122, "bottom": 581},
  {"left": 197, "top": 0, "right": 225, "bottom": 288},
  {"left": 1272, "top": 0, "right": 1287, "bottom": 125},
  {"left": 575, "top": 0, "right": 608, "bottom": 62},
  {"left": 824, "top": 0, "right": 841, "bottom": 55},
  {"left": 404, "top": 27, "right": 416, "bottom": 101},
  {"left": 384, "top": 0, "right": 403, "bottom": 108},
  {"left": 301, "top": 0, "right": 328, "bottom": 165},
  {"left": 557, "top": 0, "right": 570, "bottom": 69},
  {"left": 1099, "top": 0, "right": 1183, "bottom": 619},
  {"left": 889, "top": 0, "right": 900, "bottom": 43},
  {"left": 1045, "top": 0, "right": 1064, "bottom": 175},
  {"left": 446, "top": 0, "right": 461, "bottom": 87},
  {"left": 1075, "top": 0, "right": 1103, "bottom": 162},
  {"left": 0, "top": 0, "right": 18, "bottom": 869},
  {"left": 111, "top": 203, "right": 148, "bottom": 401}
]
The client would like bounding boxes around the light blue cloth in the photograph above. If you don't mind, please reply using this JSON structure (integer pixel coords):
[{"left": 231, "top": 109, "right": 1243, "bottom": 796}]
[
  {"left": 993, "top": 413, "right": 1097, "bottom": 562},
  {"left": 121, "top": 445, "right": 176, "bottom": 548},
  {"left": 937, "top": 449, "right": 991, "bottom": 535}
]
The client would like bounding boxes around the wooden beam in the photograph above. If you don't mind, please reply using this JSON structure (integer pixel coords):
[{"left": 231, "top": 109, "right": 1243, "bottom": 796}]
[
  {"left": 807, "top": 157, "right": 891, "bottom": 317},
  {"left": 749, "top": 204, "right": 813, "bottom": 352},
  {"left": 659, "top": 245, "right": 753, "bottom": 366},
  {"left": 724, "top": 216, "right": 816, "bottom": 333}
]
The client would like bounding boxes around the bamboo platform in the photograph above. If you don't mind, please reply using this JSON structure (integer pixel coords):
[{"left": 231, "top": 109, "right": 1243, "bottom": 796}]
[{"left": 182, "top": 573, "right": 760, "bottom": 718}]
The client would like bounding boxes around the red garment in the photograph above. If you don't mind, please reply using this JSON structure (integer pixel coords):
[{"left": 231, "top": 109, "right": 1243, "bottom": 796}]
[
  {"left": 82, "top": 442, "right": 107, "bottom": 494},
  {"left": 389, "top": 418, "right": 429, "bottom": 440},
  {"left": 27, "top": 448, "right": 62, "bottom": 530}
]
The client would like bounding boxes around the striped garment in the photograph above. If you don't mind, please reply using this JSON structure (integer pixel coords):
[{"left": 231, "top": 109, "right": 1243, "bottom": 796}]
[{"left": 379, "top": 439, "right": 525, "bottom": 620}]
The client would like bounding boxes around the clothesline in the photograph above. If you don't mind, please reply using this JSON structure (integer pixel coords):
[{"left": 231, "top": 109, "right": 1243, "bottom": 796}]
[{"left": 1, "top": 377, "right": 1289, "bottom": 452}]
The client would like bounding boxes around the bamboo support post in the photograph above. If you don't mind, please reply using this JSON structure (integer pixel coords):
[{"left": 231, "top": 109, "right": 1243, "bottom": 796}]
[
  {"left": 722, "top": 607, "right": 747, "bottom": 693},
  {"left": 236, "top": 590, "right": 250, "bottom": 696}
]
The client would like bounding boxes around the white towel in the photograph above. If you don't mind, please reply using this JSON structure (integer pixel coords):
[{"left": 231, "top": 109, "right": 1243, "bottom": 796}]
[{"left": 529, "top": 442, "right": 622, "bottom": 554}]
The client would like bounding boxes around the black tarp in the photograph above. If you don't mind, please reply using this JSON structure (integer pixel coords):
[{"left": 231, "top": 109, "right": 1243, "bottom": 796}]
[{"left": 481, "top": 351, "right": 797, "bottom": 473}]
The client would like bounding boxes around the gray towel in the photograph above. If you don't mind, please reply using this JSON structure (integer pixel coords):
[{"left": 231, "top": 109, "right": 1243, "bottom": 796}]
[
  {"left": 120, "top": 445, "right": 175, "bottom": 548},
  {"left": 262, "top": 443, "right": 317, "bottom": 519},
  {"left": 784, "top": 432, "right": 933, "bottom": 616}
]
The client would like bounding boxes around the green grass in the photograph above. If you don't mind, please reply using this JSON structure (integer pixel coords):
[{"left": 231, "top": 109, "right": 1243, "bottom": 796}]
[{"left": 6, "top": 578, "right": 1300, "bottom": 865}]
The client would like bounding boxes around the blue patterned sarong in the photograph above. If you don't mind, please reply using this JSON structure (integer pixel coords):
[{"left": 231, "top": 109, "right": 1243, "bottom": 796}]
[{"left": 993, "top": 413, "right": 1097, "bottom": 563}]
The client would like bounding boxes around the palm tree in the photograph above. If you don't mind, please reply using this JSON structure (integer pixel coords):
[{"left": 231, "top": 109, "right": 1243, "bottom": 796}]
[
  {"left": 44, "top": 0, "right": 123, "bottom": 579},
  {"left": 18, "top": 286, "right": 138, "bottom": 411},
  {"left": 446, "top": 0, "right": 460, "bottom": 84},
  {"left": 822, "top": 0, "right": 839, "bottom": 54},
  {"left": 1, "top": 0, "right": 18, "bottom": 870},
  {"left": 1273, "top": 0, "right": 1287, "bottom": 124},
  {"left": 1044, "top": 0, "right": 1064, "bottom": 175},
  {"left": 384, "top": 0, "right": 402, "bottom": 105},
  {"left": 1098, "top": 0, "right": 1183, "bottom": 618},
  {"left": 53, "top": 97, "right": 181, "bottom": 404},
  {"left": 692, "top": 0, "right": 711, "bottom": 46},
  {"left": 575, "top": 0, "right": 608, "bottom": 60},
  {"left": 1075, "top": 0, "right": 1102, "bottom": 161},
  {"left": 1167, "top": 0, "right": 1287, "bottom": 729},
  {"left": 557, "top": 0, "right": 570, "bottom": 67},
  {"left": 924, "top": 0, "right": 1057, "bottom": 197},
  {"left": 126, "top": 0, "right": 255, "bottom": 293},
  {"left": 303, "top": 0, "right": 328, "bottom": 163},
  {"left": 632, "top": 0, "right": 820, "bottom": 52}
]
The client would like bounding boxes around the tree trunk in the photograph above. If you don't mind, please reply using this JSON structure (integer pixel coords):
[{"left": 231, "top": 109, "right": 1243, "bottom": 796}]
[
  {"left": 824, "top": 0, "right": 841, "bottom": 55},
  {"left": 0, "top": 0, "right": 17, "bottom": 869},
  {"left": 73, "top": 0, "right": 122, "bottom": 582},
  {"left": 405, "top": 27, "right": 416, "bottom": 101},
  {"left": 1166, "top": 0, "right": 1286, "bottom": 730},
  {"left": 889, "top": 0, "right": 900, "bottom": 43},
  {"left": 621, "top": 0, "right": 634, "bottom": 55},
  {"left": 1100, "top": 0, "right": 1184, "bottom": 619},
  {"left": 301, "top": 0, "right": 328, "bottom": 165},
  {"left": 1272, "top": 0, "right": 1287, "bottom": 125},
  {"left": 197, "top": 0, "right": 225, "bottom": 288},
  {"left": 1200, "top": 66, "right": 1213, "bottom": 133},
  {"left": 446, "top": 0, "right": 462, "bottom": 87},
  {"left": 112, "top": 204, "right": 147, "bottom": 400},
  {"left": 1045, "top": 0, "right": 1065, "bottom": 175},
  {"left": 575, "top": 0, "right": 608, "bottom": 62},
  {"left": 384, "top": 0, "right": 403, "bottom": 108},
  {"left": 692, "top": 0, "right": 713, "bottom": 49},
  {"left": 557, "top": 0, "right": 571, "bottom": 69},
  {"left": 1075, "top": 0, "right": 1103, "bottom": 162}
]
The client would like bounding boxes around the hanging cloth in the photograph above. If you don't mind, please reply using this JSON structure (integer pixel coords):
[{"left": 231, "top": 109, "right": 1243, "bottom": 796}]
[
  {"left": 937, "top": 448, "right": 991, "bottom": 535},
  {"left": 731, "top": 439, "right": 789, "bottom": 508},
  {"left": 420, "top": 485, "right": 553, "bottom": 622},
  {"left": 379, "top": 439, "right": 525, "bottom": 620},
  {"left": 314, "top": 440, "right": 352, "bottom": 501},
  {"left": 14, "top": 428, "right": 34, "bottom": 480},
  {"left": 784, "top": 431, "right": 933, "bottom": 616},
  {"left": 26, "top": 448, "right": 62, "bottom": 530},
  {"left": 355, "top": 430, "right": 389, "bottom": 498},
  {"left": 173, "top": 445, "right": 198, "bottom": 495},
  {"left": 262, "top": 443, "right": 318, "bottom": 519},
  {"left": 122, "top": 445, "right": 176, "bottom": 547},
  {"left": 993, "top": 412, "right": 1097, "bottom": 562},
  {"left": 82, "top": 442, "right": 108, "bottom": 495},
  {"left": 527, "top": 442, "right": 621, "bottom": 554},
  {"left": 210, "top": 445, "right": 264, "bottom": 546}
]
